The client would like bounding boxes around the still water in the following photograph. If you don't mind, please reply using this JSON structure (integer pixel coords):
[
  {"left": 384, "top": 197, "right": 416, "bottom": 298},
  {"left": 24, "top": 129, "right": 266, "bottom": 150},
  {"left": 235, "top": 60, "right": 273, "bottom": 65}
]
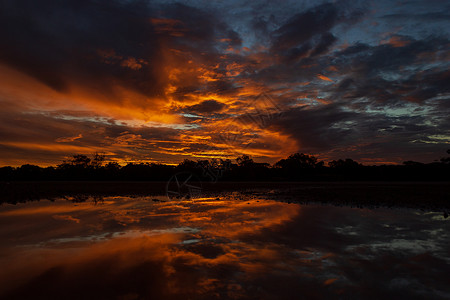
[{"left": 0, "top": 194, "right": 449, "bottom": 299}]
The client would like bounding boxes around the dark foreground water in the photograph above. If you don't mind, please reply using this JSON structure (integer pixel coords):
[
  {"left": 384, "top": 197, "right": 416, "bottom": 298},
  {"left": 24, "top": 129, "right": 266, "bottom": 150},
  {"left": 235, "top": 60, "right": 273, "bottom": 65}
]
[{"left": 0, "top": 194, "right": 449, "bottom": 299}]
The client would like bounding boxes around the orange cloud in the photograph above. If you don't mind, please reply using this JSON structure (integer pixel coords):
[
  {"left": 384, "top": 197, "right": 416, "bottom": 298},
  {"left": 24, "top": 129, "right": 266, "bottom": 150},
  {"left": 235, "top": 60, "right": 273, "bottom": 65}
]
[
  {"left": 327, "top": 66, "right": 338, "bottom": 72},
  {"left": 0, "top": 63, "right": 180, "bottom": 125},
  {"left": 0, "top": 142, "right": 99, "bottom": 153},
  {"left": 55, "top": 134, "right": 83, "bottom": 143},
  {"left": 323, "top": 278, "right": 338, "bottom": 285},
  {"left": 317, "top": 74, "right": 333, "bottom": 82}
]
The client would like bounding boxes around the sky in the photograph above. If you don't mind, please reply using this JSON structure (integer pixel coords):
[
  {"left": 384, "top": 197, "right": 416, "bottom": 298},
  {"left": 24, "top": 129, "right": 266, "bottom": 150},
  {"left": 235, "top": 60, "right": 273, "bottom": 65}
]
[{"left": 0, "top": 0, "right": 449, "bottom": 166}]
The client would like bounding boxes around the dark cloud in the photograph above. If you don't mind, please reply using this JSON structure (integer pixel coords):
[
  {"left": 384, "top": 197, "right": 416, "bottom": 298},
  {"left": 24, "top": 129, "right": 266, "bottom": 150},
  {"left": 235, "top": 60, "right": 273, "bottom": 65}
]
[
  {"left": 271, "top": 3, "right": 340, "bottom": 51},
  {"left": 270, "top": 104, "right": 358, "bottom": 150},
  {"left": 310, "top": 32, "right": 337, "bottom": 57},
  {"left": 270, "top": 2, "right": 364, "bottom": 57},
  {"left": 267, "top": 96, "right": 450, "bottom": 162},
  {"left": 326, "top": 36, "right": 450, "bottom": 105},
  {"left": 0, "top": 0, "right": 241, "bottom": 104},
  {"left": 185, "top": 100, "right": 226, "bottom": 114},
  {"left": 0, "top": 0, "right": 161, "bottom": 95}
]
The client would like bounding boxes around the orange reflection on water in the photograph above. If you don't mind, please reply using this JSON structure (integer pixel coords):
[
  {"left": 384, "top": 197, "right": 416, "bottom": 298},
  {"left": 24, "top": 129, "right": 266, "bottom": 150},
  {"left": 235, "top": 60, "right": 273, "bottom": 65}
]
[
  {"left": 0, "top": 196, "right": 301, "bottom": 299},
  {"left": 1, "top": 195, "right": 449, "bottom": 299}
]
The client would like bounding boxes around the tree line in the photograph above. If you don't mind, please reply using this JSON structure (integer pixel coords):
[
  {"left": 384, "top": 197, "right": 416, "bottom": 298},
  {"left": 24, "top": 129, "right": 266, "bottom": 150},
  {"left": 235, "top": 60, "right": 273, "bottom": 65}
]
[{"left": 1, "top": 150, "right": 449, "bottom": 181}]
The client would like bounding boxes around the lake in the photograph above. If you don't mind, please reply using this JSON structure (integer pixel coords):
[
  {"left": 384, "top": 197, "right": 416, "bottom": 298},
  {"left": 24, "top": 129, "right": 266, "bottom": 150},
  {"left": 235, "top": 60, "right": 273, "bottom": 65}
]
[{"left": 0, "top": 193, "right": 449, "bottom": 299}]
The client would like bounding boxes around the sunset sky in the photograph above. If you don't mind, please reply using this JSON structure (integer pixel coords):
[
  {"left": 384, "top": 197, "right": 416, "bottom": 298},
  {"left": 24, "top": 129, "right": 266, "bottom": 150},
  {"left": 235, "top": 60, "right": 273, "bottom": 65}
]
[{"left": 0, "top": 0, "right": 449, "bottom": 166}]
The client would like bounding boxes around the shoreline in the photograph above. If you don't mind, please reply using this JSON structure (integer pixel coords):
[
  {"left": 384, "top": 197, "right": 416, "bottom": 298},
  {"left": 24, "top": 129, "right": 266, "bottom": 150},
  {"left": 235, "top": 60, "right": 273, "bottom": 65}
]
[{"left": 1, "top": 181, "right": 449, "bottom": 212}]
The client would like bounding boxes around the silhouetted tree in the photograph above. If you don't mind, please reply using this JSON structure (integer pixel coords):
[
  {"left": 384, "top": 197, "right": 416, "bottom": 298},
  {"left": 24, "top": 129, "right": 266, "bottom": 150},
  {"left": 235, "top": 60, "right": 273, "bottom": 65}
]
[
  {"left": 1, "top": 150, "right": 450, "bottom": 183},
  {"left": 90, "top": 153, "right": 105, "bottom": 168},
  {"left": 403, "top": 161, "right": 424, "bottom": 166},
  {"left": 275, "top": 153, "right": 323, "bottom": 169},
  {"left": 176, "top": 159, "right": 198, "bottom": 174},
  {"left": 329, "top": 159, "right": 362, "bottom": 168},
  {"left": 17, "top": 164, "right": 42, "bottom": 180},
  {"left": 236, "top": 155, "right": 254, "bottom": 167},
  {"left": 274, "top": 153, "right": 324, "bottom": 180},
  {"left": 0, "top": 166, "right": 14, "bottom": 180},
  {"left": 105, "top": 161, "right": 120, "bottom": 171},
  {"left": 440, "top": 149, "right": 450, "bottom": 164},
  {"left": 58, "top": 154, "right": 91, "bottom": 169}
]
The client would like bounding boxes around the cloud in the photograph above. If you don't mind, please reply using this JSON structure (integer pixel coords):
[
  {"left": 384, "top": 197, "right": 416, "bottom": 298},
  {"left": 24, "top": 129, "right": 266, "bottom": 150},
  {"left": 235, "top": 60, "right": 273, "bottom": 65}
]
[
  {"left": 380, "top": 35, "right": 412, "bottom": 48},
  {"left": 0, "top": 0, "right": 241, "bottom": 117},
  {"left": 270, "top": 2, "right": 364, "bottom": 57},
  {"left": 317, "top": 74, "right": 333, "bottom": 82},
  {"left": 0, "top": 0, "right": 449, "bottom": 165},
  {"left": 271, "top": 3, "right": 339, "bottom": 51},
  {"left": 185, "top": 100, "right": 227, "bottom": 114},
  {"left": 55, "top": 134, "right": 83, "bottom": 143}
]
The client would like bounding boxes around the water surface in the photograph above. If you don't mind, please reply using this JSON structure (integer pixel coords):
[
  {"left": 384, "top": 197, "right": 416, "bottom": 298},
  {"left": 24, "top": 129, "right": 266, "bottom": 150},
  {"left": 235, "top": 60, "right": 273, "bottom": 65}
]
[{"left": 0, "top": 195, "right": 449, "bottom": 299}]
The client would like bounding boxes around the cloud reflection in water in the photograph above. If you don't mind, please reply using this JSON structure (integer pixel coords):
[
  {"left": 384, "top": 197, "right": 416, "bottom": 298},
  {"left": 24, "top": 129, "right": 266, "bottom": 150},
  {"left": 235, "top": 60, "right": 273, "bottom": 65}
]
[{"left": 0, "top": 196, "right": 449, "bottom": 299}]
